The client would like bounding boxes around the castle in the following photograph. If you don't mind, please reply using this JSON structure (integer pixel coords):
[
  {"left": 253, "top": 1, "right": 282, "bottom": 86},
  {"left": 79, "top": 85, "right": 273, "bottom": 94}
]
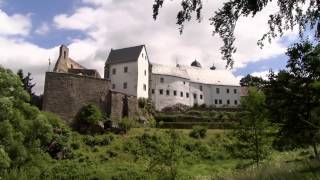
[{"left": 43, "top": 45, "right": 241, "bottom": 124}]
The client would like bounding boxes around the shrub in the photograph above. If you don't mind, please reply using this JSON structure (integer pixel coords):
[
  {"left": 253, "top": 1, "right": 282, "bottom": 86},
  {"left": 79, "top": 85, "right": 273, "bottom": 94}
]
[
  {"left": 199, "top": 103, "right": 207, "bottom": 109},
  {"left": 82, "top": 134, "right": 114, "bottom": 147},
  {"left": 147, "top": 116, "right": 157, "bottom": 127},
  {"left": 154, "top": 114, "right": 177, "bottom": 122},
  {"left": 138, "top": 98, "right": 148, "bottom": 109},
  {"left": 76, "top": 104, "right": 103, "bottom": 125},
  {"left": 118, "top": 117, "right": 135, "bottom": 133},
  {"left": 71, "top": 142, "right": 80, "bottom": 150},
  {"left": 189, "top": 125, "right": 207, "bottom": 139},
  {"left": 187, "top": 110, "right": 202, "bottom": 116},
  {"left": 0, "top": 147, "right": 11, "bottom": 169}
]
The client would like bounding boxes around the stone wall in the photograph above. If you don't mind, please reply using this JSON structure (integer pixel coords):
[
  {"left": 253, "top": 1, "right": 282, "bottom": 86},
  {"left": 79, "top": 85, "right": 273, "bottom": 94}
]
[
  {"left": 107, "top": 90, "right": 139, "bottom": 126},
  {"left": 42, "top": 72, "right": 110, "bottom": 124}
]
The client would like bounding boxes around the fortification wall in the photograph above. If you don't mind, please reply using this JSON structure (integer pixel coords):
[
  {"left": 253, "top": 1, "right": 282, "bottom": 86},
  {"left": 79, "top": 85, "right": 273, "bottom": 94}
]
[
  {"left": 108, "top": 91, "right": 139, "bottom": 125},
  {"left": 42, "top": 72, "right": 110, "bottom": 124}
]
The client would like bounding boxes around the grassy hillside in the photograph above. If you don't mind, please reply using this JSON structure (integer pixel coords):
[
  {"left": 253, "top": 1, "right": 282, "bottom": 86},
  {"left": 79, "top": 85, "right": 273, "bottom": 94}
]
[{"left": 2, "top": 128, "right": 319, "bottom": 180}]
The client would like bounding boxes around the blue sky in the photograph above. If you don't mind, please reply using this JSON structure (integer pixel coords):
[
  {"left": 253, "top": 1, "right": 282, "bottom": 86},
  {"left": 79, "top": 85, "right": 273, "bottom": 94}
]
[{"left": 0, "top": 0, "right": 299, "bottom": 93}]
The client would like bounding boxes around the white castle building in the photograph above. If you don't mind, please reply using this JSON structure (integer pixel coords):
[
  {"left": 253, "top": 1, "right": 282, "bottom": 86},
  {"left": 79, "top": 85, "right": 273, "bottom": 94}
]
[{"left": 104, "top": 45, "right": 241, "bottom": 111}]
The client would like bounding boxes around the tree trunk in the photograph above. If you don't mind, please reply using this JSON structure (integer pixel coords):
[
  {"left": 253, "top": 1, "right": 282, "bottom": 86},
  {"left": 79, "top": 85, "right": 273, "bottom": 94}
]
[{"left": 312, "top": 141, "right": 319, "bottom": 160}]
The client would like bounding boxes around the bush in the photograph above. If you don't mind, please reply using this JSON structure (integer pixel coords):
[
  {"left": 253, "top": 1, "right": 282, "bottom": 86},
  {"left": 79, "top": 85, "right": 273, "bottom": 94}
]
[
  {"left": 71, "top": 142, "right": 80, "bottom": 150},
  {"left": 83, "top": 134, "right": 114, "bottom": 147},
  {"left": 76, "top": 104, "right": 103, "bottom": 125},
  {"left": 138, "top": 98, "right": 148, "bottom": 109},
  {"left": 118, "top": 117, "right": 135, "bottom": 133},
  {"left": 0, "top": 147, "right": 11, "bottom": 169},
  {"left": 154, "top": 114, "right": 177, "bottom": 122},
  {"left": 189, "top": 125, "right": 207, "bottom": 139}
]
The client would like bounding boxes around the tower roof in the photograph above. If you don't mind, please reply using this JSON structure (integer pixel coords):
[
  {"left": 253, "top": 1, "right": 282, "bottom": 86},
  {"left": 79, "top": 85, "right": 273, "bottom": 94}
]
[
  {"left": 191, "top": 60, "right": 202, "bottom": 68},
  {"left": 106, "top": 45, "right": 145, "bottom": 65}
]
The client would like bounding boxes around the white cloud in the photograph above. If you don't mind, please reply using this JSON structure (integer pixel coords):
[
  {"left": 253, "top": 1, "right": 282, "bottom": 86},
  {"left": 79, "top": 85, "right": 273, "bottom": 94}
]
[
  {"left": 82, "top": 0, "right": 112, "bottom": 6},
  {"left": 0, "top": 37, "right": 58, "bottom": 94},
  {"left": 0, "top": 9, "right": 31, "bottom": 36},
  {"left": 35, "top": 22, "right": 49, "bottom": 35},
  {"left": 251, "top": 70, "right": 279, "bottom": 80},
  {"left": 53, "top": 7, "right": 100, "bottom": 30},
  {"left": 53, "top": 0, "right": 298, "bottom": 72}
]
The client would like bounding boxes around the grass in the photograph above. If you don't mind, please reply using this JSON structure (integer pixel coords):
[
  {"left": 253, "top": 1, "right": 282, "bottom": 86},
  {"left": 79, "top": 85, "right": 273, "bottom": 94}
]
[{"left": 1, "top": 128, "right": 319, "bottom": 179}]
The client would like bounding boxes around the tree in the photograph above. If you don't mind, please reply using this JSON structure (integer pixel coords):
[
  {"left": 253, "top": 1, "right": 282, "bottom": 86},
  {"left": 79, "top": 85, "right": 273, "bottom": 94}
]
[
  {"left": 17, "top": 69, "right": 42, "bottom": 109},
  {"left": 240, "top": 74, "right": 266, "bottom": 88},
  {"left": 17, "top": 69, "right": 35, "bottom": 96},
  {"left": 153, "top": 0, "right": 320, "bottom": 68},
  {"left": 231, "top": 87, "right": 275, "bottom": 167},
  {"left": 0, "top": 66, "right": 71, "bottom": 167},
  {"left": 265, "top": 41, "right": 320, "bottom": 159}
]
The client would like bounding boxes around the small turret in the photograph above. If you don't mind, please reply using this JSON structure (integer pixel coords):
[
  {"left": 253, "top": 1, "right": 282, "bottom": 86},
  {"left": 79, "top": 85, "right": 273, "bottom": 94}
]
[{"left": 191, "top": 59, "right": 202, "bottom": 68}]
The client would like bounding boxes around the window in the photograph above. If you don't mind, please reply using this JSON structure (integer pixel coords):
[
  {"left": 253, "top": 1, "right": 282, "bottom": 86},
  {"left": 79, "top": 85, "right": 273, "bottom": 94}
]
[
  {"left": 143, "top": 84, "right": 146, "bottom": 91},
  {"left": 142, "top": 53, "right": 144, "bottom": 58},
  {"left": 174, "top": 90, "right": 177, "bottom": 96},
  {"left": 123, "top": 82, "right": 127, "bottom": 89},
  {"left": 234, "top": 100, "right": 238, "bottom": 105},
  {"left": 183, "top": 81, "right": 186, "bottom": 85},
  {"left": 216, "top": 88, "right": 220, "bottom": 94},
  {"left": 180, "top": 92, "right": 183, "bottom": 97},
  {"left": 166, "top": 90, "right": 170, "bottom": 96},
  {"left": 160, "top": 77, "right": 164, "bottom": 83},
  {"left": 159, "top": 89, "right": 163, "bottom": 95},
  {"left": 234, "top": 89, "right": 237, "bottom": 94},
  {"left": 186, "top": 93, "right": 189, "bottom": 98},
  {"left": 200, "top": 95, "right": 203, "bottom": 99},
  {"left": 71, "top": 64, "right": 74, "bottom": 69},
  {"left": 152, "top": 89, "right": 155, "bottom": 94},
  {"left": 226, "top": 89, "right": 230, "bottom": 93},
  {"left": 112, "top": 84, "right": 116, "bottom": 89},
  {"left": 193, "top": 93, "right": 197, "bottom": 99},
  {"left": 219, "top": 99, "right": 222, "bottom": 104},
  {"left": 124, "top": 66, "right": 128, "bottom": 73},
  {"left": 144, "top": 70, "right": 147, "bottom": 76},
  {"left": 200, "top": 85, "right": 203, "bottom": 91},
  {"left": 112, "top": 68, "right": 116, "bottom": 75},
  {"left": 227, "top": 99, "right": 230, "bottom": 104},
  {"left": 64, "top": 51, "right": 66, "bottom": 59},
  {"left": 215, "top": 99, "right": 218, "bottom": 104}
]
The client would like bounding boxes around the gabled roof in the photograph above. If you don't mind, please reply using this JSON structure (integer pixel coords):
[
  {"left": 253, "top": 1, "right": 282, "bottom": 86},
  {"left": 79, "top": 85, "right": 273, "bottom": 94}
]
[
  {"left": 68, "top": 69, "right": 101, "bottom": 78},
  {"left": 106, "top": 45, "right": 145, "bottom": 65},
  {"left": 152, "top": 64, "right": 189, "bottom": 79},
  {"left": 68, "top": 58, "right": 86, "bottom": 69},
  {"left": 151, "top": 63, "right": 239, "bottom": 86}
]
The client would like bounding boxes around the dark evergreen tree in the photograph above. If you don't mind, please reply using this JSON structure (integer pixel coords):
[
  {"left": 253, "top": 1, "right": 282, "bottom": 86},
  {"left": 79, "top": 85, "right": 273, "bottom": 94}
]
[
  {"left": 16, "top": 69, "right": 42, "bottom": 109},
  {"left": 240, "top": 74, "right": 266, "bottom": 89},
  {"left": 265, "top": 41, "right": 320, "bottom": 159}
]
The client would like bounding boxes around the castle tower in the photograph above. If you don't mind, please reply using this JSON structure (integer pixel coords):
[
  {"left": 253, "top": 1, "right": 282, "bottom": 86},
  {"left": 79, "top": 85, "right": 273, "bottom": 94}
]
[{"left": 53, "top": 45, "right": 69, "bottom": 73}]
